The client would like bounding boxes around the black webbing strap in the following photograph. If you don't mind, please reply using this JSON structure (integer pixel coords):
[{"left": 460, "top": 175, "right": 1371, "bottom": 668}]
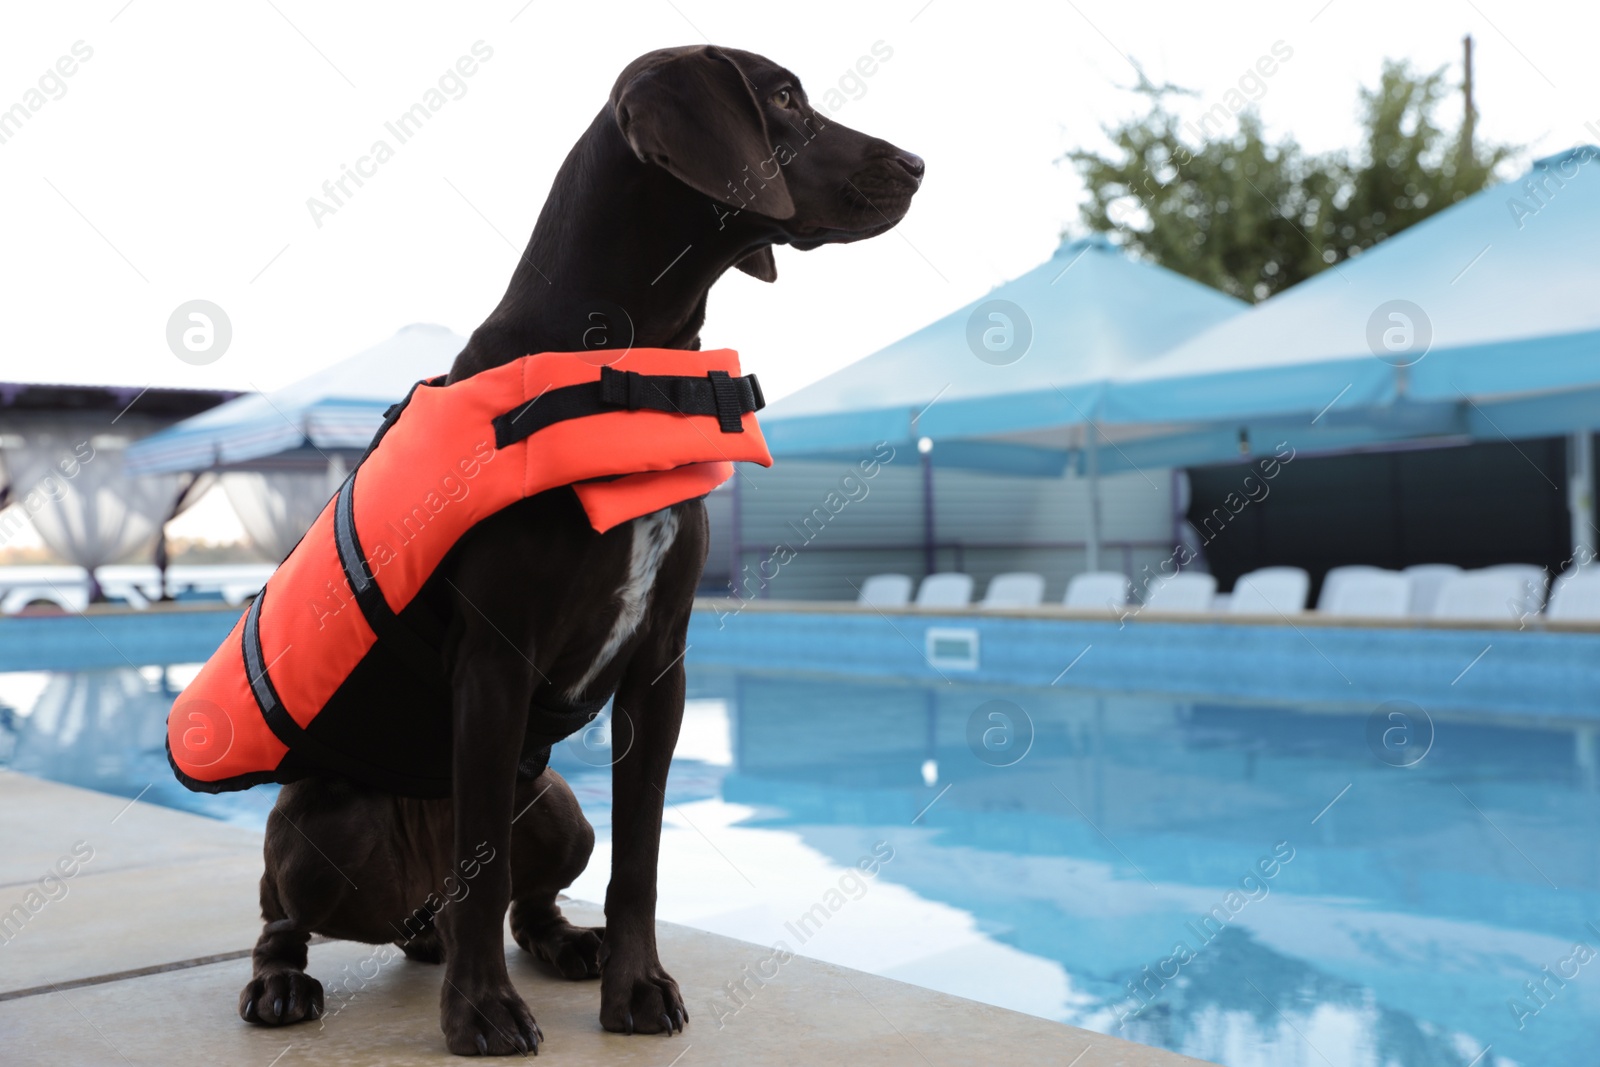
[
  {"left": 492, "top": 365, "right": 765, "bottom": 448},
  {"left": 332, "top": 475, "right": 450, "bottom": 695},
  {"left": 358, "top": 376, "right": 443, "bottom": 466},
  {"left": 241, "top": 587, "right": 445, "bottom": 794},
  {"left": 241, "top": 591, "right": 297, "bottom": 749}
]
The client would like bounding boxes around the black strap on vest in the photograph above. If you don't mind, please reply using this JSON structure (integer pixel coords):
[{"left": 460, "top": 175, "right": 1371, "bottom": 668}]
[
  {"left": 241, "top": 587, "right": 445, "bottom": 794},
  {"left": 332, "top": 474, "right": 451, "bottom": 694},
  {"left": 491, "top": 365, "right": 765, "bottom": 448}
]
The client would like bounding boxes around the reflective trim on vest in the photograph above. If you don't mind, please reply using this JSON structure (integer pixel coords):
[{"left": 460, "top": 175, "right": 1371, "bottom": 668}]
[
  {"left": 334, "top": 475, "right": 449, "bottom": 693},
  {"left": 241, "top": 591, "right": 290, "bottom": 742}
]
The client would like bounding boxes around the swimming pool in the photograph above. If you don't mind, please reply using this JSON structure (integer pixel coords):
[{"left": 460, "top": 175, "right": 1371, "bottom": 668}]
[{"left": 3, "top": 659, "right": 1593, "bottom": 1067}]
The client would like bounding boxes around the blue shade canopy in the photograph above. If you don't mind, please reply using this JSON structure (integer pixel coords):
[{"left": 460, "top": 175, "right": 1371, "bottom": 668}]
[
  {"left": 1103, "top": 147, "right": 1600, "bottom": 430},
  {"left": 124, "top": 324, "right": 468, "bottom": 474},
  {"left": 759, "top": 235, "right": 1247, "bottom": 456}
]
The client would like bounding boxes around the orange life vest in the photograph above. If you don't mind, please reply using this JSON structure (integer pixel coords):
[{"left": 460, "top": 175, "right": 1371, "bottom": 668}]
[{"left": 167, "top": 348, "right": 770, "bottom": 796}]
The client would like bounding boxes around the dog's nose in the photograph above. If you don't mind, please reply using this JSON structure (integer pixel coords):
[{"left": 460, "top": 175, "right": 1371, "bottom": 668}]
[{"left": 893, "top": 150, "right": 925, "bottom": 184}]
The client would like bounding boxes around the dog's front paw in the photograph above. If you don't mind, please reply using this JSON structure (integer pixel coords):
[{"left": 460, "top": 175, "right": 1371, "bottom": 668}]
[
  {"left": 599, "top": 957, "right": 686, "bottom": 1035},
  {"left": 240, "top": 968, "right": 324, "bottom": 1027},
  {"left": 511, "top": 907, "right": 604, "bottom": 980},
  {"left": 441, "top": 979, "right": 543, "bottom": 1056}
]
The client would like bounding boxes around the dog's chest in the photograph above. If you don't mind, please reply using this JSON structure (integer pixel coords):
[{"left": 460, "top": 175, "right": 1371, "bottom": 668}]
[{"left": 563, "top": 508, "right": 680, "bottom": 700}]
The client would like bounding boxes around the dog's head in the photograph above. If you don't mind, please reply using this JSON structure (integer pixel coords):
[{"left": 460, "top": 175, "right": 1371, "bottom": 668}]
[{"left": 610, "top": 45, "right": 923, "bottom": 280}]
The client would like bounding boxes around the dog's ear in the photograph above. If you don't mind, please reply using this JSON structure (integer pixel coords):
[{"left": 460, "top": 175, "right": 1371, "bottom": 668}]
[
  {"left": 613, "top": 46, "right": 796, "bottom": 220},
  {"left": 734, "top": 246, "right": 778, "bottom": 282}
]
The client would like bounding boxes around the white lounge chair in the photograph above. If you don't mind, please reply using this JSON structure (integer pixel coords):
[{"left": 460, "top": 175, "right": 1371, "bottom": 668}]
[
  {"left": 857, "top": 573, "right": 913, "bottom": 608},
  {"left": 1211, "top": 593, "right": 1232, "bottom": 611},
  {"left": 1403, "top": 564, "right": 1462, "bottom": 617},
  {"left": 1230, "top": 567, "right": 1310, "bottom": 615},
  {"left": 980, "top": 572, "right": 1045, "bottom": 608},
  {"left": 1548, "top": 571, "right": 1600, "bottom": 621},
  {"left": 1319, "top": 568, "right": 1411, "bottom": 617},
  {"left": 1068, "top": 575, "right": 1132, "bottom": 607},
  {"left": 1431, "top": 568, "right": 1544, "bottom": 623},
  {"left": 1479, "top": 563, "right": 1548, "bottom": 616},
  {"left": 0, "top": 584, "right": 88, "bottom": 614},
  {"left": 1141, "top": 572, "right": 1217, "bottom": 614},
  {"left": 1318, "top": 566, "right": 1385, "bottom": 610},
  {"left": 1063, "top": 571, "right": 1130, "bottom": 612},
  {"left": 915, "top": 573, "right": 973, "bottom": 608}
]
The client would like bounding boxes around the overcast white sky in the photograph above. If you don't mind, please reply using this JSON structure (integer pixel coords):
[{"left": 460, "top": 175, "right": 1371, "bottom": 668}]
[{"left": 2, "top": 0, "right": 1595, "bottom": 409}]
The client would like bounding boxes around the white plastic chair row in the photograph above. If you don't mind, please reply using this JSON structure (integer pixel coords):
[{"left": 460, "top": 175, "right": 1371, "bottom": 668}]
[
  {"left": 1549, "top": 571, "right": 1600, "bottom": 620},
  {"left": 0, "top": 562, "right": 277, "bottom": 615},
  {"left": 855, "top": 571, "right": 1061, "bottom": 610},
  {"left": 862, "top": 569, "right": 1187, "bottom": 613},
  {"left": 1319, "top": 562, "right": 1557, "bottom": 622},
  {"left": 1138, "top": 568, "right": 1309, "bottom": 616},
  {"left": 856, "top": 562, "right": 1600, "bottom": 623}
]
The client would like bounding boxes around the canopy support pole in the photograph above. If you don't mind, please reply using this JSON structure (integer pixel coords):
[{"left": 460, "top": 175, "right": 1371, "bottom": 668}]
[
  {"left": 154, "top": 472, "right": 204, "bottom": 601},
  {"left": 1085, "top": 424, "right": 1103, "bottom": 573},
  {"left": 1571, "top": 430, "right": 1595, "bottom": 564},
  {"left": 920, "top": 445, "right": 937, "bottom": 578}
]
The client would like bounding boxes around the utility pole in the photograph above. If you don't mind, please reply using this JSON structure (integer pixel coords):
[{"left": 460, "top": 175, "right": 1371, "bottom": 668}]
[{"left": 1460, "top": 35, "right": 1476, "bottom": 173}]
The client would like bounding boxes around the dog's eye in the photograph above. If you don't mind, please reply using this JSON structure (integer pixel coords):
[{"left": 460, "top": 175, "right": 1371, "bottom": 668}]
[{"left": 771, "top": 88, "right": 794, "bottom": 109}]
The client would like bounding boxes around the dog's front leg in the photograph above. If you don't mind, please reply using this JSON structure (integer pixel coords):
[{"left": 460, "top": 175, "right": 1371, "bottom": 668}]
[
  {"left": 599, "top": 621, "right": 690, "bottom": 1035},
  {"left": 436, "top": 643, "right": 543, "bottom": 1056}
]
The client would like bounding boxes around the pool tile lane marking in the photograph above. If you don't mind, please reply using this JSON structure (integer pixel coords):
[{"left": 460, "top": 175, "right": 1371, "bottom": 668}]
[
  {"left": 1311, "top": 783, "right": 1352, "bottom": 824},
  {"left": 1451, "top": 782, "right": 1559, "bottom": 889},
  {"left": 1244, "top": 976, "right": 1338, "bottom": 1067},
  {"left": 1050, "top": 783, "right": 1158, "bottom": 889}
]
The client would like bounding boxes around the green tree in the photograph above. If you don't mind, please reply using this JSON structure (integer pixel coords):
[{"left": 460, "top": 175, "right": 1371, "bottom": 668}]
[{"left": 1067, "top": 60, "right": 1515, "bottom": 301}]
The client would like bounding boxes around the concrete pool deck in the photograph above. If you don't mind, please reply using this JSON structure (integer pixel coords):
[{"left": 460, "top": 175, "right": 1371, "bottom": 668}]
[{"left": 0, "top": 771, "right": 1212, "bottom": 1067}]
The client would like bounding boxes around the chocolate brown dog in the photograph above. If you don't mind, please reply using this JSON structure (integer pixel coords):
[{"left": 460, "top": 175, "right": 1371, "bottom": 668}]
[{"left": 237, "top": 45, "right": 920, "bottom": 1054}]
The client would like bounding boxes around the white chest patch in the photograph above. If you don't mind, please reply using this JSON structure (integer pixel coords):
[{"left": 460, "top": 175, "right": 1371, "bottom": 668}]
[{"left": 565, "top": 508, "right": 680, "bottom": 701}]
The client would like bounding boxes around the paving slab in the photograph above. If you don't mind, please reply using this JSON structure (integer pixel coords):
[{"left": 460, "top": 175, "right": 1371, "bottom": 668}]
[
  {"left": 0, "top": 853, "right": 264, "bottom": 995},
  {"left": 0, "top": 771, "right": 1216, "bottom": 1067},
  {"left": 0, "top": 770, "right": 262, "bottom": 885}
]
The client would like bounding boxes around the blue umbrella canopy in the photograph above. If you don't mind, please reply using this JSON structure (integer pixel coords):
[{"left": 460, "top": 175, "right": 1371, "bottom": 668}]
[
  {"left": 759, "top": 235, "right": 1247, "bottom": 461},
  {"left": 125, "top": 324, "right": 468, "bottom": 474},
  {"left": 1101, "top": 146, "right": 1600, "bottom": 448}
]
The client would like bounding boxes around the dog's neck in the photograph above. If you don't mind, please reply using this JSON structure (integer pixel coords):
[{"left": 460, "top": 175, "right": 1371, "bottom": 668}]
[{"left": 450, "top": 110, "right": 773, "bottom": 381}]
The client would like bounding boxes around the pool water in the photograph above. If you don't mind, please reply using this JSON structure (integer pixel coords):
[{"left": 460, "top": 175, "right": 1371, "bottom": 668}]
[{"left": 3, "top": 663, "right": 1595, "bottom": 1067}]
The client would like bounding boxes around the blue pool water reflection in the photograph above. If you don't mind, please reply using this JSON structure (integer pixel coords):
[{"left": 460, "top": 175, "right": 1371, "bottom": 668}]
[{"left": 2, "top": 663, "right": 1595, "bottom": 1067}]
